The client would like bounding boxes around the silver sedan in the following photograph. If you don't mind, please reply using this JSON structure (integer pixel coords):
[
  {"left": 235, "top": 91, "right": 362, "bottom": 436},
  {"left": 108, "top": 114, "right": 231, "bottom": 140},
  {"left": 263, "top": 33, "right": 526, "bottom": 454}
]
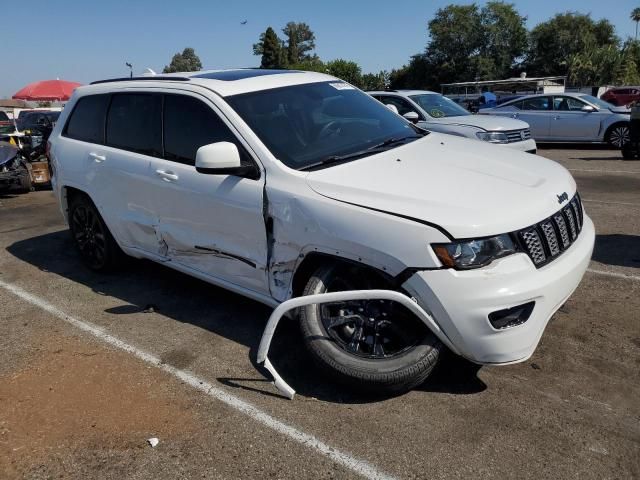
[{"left": 481, "top": 93, "right": 630, "bottom": 147}]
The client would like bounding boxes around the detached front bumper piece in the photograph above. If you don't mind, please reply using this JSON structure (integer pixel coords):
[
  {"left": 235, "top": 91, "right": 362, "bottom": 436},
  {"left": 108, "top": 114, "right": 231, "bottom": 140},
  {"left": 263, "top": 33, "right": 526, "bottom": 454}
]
[{"left": 256, "top": 289, "right": 456, "bottom": 399}]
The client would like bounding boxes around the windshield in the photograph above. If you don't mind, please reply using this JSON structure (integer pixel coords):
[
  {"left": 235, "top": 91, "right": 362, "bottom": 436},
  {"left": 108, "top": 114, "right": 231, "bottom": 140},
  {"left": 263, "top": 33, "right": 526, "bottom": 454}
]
[
  {"left": 580, "top": 94, "right": 615, "bottom": 110},
  {"left": 226, "top": 81, "right": 422, "bottom": 170},
  {"left": 409, "top": 94, "right": 470, "bottom": 118}
]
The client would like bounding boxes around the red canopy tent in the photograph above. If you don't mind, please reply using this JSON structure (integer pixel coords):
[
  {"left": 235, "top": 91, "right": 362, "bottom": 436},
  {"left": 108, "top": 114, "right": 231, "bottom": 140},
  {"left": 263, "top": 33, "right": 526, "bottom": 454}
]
[{"left": 12, "top": 79, "right": 82, "bottom": 101}]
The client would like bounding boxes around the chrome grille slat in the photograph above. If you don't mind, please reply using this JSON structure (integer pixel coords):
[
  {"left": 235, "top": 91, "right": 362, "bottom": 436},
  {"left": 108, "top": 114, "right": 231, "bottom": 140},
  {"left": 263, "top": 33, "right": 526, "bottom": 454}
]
[
  {"left": 541, "top": 222, "right": 560, "bottom": 256},
  {"left": 504, "top": 129, "right": 531, "bottom": 143},
  {"left": 564, "top": 207, "right": 577, "bottom": 240},
  {"left": 517, "top": 193, "right": 583, "bottom": 268}
]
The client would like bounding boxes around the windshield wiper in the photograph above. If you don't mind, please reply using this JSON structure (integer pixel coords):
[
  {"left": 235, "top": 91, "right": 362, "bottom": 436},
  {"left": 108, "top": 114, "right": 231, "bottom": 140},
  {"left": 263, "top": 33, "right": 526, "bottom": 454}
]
[{"left": 299, "top": 135, "right": 424, "bottom": 171}]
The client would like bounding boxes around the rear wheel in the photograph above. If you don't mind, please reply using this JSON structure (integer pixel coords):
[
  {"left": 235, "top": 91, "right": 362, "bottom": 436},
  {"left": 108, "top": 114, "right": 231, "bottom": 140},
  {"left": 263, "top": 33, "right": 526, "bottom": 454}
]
[
  {"left": 606, "top": 123, "right": 630, "bottom": 148},
  {"left": 68, "top": 194, "right": 122, "bottom": 271},
  {"left": 299, "top": 263, "right": 442, "bottom": 394}
]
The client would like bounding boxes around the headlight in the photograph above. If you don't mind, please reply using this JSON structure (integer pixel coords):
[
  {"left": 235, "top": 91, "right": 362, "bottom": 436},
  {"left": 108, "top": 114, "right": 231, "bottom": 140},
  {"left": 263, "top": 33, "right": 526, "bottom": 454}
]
[
  {"left": 475, "top": 131, "right": 508, "bottom": 144},
  {"left": 432, "top": 234, "right": 517, "bottom": 269}
]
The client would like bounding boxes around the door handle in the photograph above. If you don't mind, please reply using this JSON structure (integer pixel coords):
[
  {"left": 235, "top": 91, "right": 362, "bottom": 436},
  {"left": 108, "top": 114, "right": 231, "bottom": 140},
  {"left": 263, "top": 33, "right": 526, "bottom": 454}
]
[
  {"left": 553, "top": 116, "right": 560, "bottom": 120},
  {"left": 511, "top": 113, "right": 519, "bottom": 118},
  {"left": 155, "top": 169, "right": 179, "bottom": 182},
  {"left": 89, "top": 152, "right": 106, "bottom": 163}
]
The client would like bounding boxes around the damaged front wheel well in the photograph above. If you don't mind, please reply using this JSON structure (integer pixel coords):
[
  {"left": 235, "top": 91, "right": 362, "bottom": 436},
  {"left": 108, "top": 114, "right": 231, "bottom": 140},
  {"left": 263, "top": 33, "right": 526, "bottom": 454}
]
[{"left": 291, "top": 253, "right": 395, "bottom": 298}]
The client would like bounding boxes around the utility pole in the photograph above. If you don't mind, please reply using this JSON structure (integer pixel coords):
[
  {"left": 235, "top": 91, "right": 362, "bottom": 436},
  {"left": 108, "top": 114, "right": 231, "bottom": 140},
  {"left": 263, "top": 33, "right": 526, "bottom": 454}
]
[{"left": 126, "top": 62, "right": 133, "bottom": 78}]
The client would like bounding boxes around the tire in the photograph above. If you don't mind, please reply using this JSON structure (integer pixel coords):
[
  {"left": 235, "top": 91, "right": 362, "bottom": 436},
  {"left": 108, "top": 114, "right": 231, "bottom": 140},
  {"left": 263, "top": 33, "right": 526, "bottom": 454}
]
[
  {"left": 18, "top": 166, "right": 33, "bottom": 193},
  {"left": 622, "top": 144, "right": 637, "bottom": 160},
  {"left": 606, "top": 123, "right": 630, "bottom": 148},
  {"left": 299, "top": 263, "right": 442, "bottom": 394},
  {"left": 68, "top": 193, "right": 123, "bottom": 271}
]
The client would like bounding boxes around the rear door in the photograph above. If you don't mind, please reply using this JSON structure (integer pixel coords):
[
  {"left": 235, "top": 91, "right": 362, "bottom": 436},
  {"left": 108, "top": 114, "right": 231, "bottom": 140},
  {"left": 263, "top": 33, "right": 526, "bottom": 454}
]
[
  {"left": 99, "top": 93, "right": 164, "bottom": 252},
  {"left": 147, "top": 92, "right": 269, "bottom": 295}
]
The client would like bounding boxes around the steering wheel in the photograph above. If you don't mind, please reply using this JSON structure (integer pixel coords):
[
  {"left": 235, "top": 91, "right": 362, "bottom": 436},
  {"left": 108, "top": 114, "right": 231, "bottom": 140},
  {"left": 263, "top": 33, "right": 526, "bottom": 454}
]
[
  {"left": 317, "top": 120, "right": 342, "bottom": 140},
  {"left": 430, "top": 109, "right": 445, "bottom": 118}
]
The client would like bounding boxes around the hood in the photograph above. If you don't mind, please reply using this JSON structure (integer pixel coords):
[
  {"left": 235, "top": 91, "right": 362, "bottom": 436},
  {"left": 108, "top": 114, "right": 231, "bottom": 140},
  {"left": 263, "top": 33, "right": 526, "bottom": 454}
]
[
  {"left": 427, "top": 113, "right": 529, "bottom": 131},
  {"left": 306, "top": 133, "right": 576, "bottom": 239}
]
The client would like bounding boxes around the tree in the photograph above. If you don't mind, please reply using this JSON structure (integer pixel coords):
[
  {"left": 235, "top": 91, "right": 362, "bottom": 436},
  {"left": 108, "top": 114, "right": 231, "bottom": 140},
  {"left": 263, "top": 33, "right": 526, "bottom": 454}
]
[
  {"left": 253, "top": 27, "right": 286, "bottom": 68},
  {"left": 525, "top": 13, "right": 618, "bottom": 76},
  {"left": 479, "top": 2, "right": 528, "bottom": 78},
  {"left": 326, "top": 59, "right": 362, "bottom": 87},
  {"left": 282, "top": 22, "right": 316, "bottom": 64},
  {"left": 632, "top": 8, "right": 640, "bottom": 40},
  {"left": 397, "top": 2, "right": 528, "bottom": 90},
  {"left": 361, "top": 71, "right": 390, "bottom": 91},
  {"left": 162, "top": 48, "right": 202, "bottom": 73},
  {"left": 288, "top": 57, "right": 326, "bottom": 73}
]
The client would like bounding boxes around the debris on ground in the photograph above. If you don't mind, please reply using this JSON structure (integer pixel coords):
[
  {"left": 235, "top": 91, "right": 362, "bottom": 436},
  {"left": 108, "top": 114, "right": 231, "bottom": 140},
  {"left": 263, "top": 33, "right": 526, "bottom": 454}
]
[{"left": 147, "top": 437, "right": 159, "bottom": 448}]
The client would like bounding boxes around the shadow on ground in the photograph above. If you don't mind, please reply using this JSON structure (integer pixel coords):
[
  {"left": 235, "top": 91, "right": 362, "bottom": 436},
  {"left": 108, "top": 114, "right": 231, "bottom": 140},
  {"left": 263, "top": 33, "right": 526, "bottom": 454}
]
[
  {"left": 592, "top": 234, "right": 640, "bottom": 269},
  {"left": 8, "top": 230, "right": 486, "bottom": 403}
]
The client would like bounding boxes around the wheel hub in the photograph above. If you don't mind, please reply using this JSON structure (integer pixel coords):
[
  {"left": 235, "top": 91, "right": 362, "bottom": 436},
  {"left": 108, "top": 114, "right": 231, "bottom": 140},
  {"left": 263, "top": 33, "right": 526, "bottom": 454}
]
[{"left": 320, "top": 299, "right": 423, "bottom": 359}]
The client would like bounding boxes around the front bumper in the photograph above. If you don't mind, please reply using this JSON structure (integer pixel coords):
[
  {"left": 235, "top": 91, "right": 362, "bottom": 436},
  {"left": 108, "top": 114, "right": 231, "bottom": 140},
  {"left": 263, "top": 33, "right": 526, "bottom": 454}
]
[
  {"left": 402, "top": 215, "right": 595, "bottom": 364},
  {"left": 496, "top": 138, "right": 537, "bottom": 153}
]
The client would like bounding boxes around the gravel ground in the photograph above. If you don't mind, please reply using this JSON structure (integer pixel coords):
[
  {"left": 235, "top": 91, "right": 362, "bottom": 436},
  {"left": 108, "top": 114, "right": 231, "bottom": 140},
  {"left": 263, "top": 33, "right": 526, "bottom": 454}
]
[{"left": 0, "top": 145, "right": 638, "bottom": 479}]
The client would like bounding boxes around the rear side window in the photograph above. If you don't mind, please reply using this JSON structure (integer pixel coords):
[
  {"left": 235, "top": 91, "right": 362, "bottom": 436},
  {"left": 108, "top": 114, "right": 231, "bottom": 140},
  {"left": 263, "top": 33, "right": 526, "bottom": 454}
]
[
  {"left": 521, "top": 96, "right": 551, "bottom": 111},
  {"left": 0, "top": 111, "right": 9, "bottom": 121},
  {"left": 106, "top": 94, "right": 162, "bottom": 157},
  {"left": 64, "top": 95, "right": 110, "bottom": 143},
  {"left": 163, "top": 94, "right": 246, "bottom": 166}
]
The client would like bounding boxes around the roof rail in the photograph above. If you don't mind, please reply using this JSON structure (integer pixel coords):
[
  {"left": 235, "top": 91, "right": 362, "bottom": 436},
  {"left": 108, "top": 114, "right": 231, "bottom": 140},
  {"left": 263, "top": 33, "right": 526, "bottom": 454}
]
[{"left": 90, "top": 76, "right": 191, "bottom": 85}]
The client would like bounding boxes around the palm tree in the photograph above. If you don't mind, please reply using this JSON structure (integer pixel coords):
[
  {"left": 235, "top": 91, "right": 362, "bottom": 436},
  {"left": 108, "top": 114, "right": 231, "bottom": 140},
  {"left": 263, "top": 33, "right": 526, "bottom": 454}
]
[{"left": 632, "top": 8, "right": 640, "bottom": 40}]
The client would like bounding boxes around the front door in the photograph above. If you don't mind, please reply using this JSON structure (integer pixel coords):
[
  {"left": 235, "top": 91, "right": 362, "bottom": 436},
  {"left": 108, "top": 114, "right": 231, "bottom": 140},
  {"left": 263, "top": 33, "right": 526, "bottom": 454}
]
[
  {"left": 148, "top": 92, "right": 269, "bottom": 295},
  {"left": 550, "top": 96, "right": 603, "bottom": 141}
]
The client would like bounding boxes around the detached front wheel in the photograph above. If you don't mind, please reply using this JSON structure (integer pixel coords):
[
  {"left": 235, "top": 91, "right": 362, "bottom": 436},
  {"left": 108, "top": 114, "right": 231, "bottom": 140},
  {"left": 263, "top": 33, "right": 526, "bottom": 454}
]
[{"left": 299, "top": 264, "right": 442, "bottom": 394}]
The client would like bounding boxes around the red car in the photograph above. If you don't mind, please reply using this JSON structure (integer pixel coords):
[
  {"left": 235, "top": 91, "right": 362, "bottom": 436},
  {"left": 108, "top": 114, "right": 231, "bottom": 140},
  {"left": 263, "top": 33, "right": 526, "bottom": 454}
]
[{"left": 601, "top": 87, "right": 640, "bottom": 107}]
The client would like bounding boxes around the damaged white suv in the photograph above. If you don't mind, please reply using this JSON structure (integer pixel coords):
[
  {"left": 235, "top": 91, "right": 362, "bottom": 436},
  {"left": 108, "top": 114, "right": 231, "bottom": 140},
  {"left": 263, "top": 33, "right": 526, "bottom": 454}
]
[{"left": 49, "top": 70, "right": 595, "bottom": 395}]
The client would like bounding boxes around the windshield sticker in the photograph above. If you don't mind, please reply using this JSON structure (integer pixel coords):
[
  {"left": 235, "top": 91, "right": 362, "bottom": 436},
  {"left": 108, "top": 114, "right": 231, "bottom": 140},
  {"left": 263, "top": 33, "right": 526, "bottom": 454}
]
[{"left": 329, "top": 82, "right": 355, "bottom": 90}]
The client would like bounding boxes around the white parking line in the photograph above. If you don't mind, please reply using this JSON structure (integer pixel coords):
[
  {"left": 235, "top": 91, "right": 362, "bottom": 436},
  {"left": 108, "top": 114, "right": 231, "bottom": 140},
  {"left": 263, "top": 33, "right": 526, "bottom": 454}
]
[
  {"left": 587, "top": 268, "right": 640, "bottom": 282},
  {"left": 582, "top": 198, "right": 640, "bottom": 207},
  {"left": 0, "top": 279, "right": 398, "bottom": 480},
  {"left": 568, "top": 169, "right": 640, "bottom": 174}
]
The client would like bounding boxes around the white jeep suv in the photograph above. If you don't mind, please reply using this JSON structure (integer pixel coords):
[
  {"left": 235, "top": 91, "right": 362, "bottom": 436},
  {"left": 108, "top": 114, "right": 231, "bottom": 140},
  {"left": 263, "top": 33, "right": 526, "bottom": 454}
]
[
  {"left": 48, "top": 70, "right": 594, "bottom": 394},
  {"left": 368, "top": 90, "right": 537, "bottom": 153}
]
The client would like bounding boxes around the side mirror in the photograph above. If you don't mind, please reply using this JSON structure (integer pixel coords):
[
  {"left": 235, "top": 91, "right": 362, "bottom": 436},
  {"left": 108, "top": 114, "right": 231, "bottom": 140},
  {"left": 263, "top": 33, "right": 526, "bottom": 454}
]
[
  {"left": 385, "top": 104, "right": 399, "bottom": 114},
  {"left": 403, "top": 111, "right": 420, "bottom": 123},
  {"left": 195, "top": 141, "right": 258, "bottom": 178},
  {"left": 581, "top": 105, "right": 596, "bottom": 112}
]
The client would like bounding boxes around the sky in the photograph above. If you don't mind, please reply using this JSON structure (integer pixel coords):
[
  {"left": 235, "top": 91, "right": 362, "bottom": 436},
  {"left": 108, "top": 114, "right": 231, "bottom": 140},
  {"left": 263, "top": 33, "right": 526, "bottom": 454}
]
[{"left": 2, "top": 0, "right": 638, "bottom": 98}]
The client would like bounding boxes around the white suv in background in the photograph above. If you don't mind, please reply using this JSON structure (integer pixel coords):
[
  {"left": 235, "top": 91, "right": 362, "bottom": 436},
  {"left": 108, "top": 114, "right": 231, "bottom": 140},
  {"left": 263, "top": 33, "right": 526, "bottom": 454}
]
[
  {"left": 369, "top": 90, "right": 537, "bottom": 153},
  {"left": 48, "top": 70, "right": 593, "bottom": 395}
]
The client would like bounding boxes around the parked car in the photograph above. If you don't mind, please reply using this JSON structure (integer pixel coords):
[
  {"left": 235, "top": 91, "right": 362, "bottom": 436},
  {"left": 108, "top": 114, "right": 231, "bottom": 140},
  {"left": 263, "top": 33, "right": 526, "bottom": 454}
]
[
  {"left": 481, "top": 93, "right": 630, "bottom": 147},
  {"left": 368, "top": 90, "right": 536, "bottom": 153},
  {"left": 48, "top": 70, "right": 594, "bottom": 394},
  {"left": 0, "top": 111, "right": 12, "bottom": 133},
  {"left": 601, "top": 87, "right": 640, "bottom": 107},
  {"left": 17, "top": 110, "right": 60, "bottom": 132}
]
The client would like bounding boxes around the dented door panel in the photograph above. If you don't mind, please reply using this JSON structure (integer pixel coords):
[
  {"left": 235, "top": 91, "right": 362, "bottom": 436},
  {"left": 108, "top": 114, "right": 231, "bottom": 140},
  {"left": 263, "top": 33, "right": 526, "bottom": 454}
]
[{"left": 148, "top": 158, "right": 269, "bottom": 295}]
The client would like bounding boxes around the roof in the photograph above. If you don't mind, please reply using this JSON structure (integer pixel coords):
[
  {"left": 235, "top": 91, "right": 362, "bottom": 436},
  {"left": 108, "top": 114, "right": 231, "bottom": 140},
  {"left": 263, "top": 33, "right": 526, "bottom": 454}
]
[{"left": 83, "top": 69, "right": 337, "bottom": 97}]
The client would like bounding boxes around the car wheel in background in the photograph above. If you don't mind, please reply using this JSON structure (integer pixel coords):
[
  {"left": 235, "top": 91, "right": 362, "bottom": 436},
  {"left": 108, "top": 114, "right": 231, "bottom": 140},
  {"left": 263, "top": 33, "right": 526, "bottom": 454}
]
[{"left": 606, "top": 123, "right": 630, "bottom": 148}]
